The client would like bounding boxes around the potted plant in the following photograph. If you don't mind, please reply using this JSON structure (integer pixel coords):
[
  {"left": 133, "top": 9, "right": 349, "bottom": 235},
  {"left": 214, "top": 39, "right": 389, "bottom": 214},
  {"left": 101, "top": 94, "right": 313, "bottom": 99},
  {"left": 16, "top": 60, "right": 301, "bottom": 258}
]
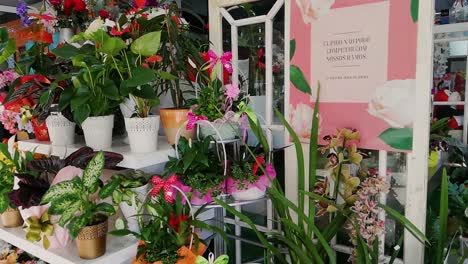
[
  {"left": 98, "top": 8, "right": 175, "bottom": 153},
  {"left": 163, "top": 137, "right": 224, "bottom": 205},
  {"left": 52, "top": 29, "right": 128, "bottom": 150},
  {"left": 0, "top": 143, "right": 27, "bottom": 228},
  {"left": 40, "top": 152, "right": 116, "bottom": 259},
  {"left": 99, "top": 170, "right": 150, "bottom": 232},
  {"left": 191, "top": 50, "right": 246, "bottom": 141},
  {"left": 154, "top": 3, "right": 205, "bottom": 145},
  {"left": 111, "top": 190, "right": 223, "bottom": 264},
  {"left": 227, "top": 155, "right": 276, "bottom": 201}
]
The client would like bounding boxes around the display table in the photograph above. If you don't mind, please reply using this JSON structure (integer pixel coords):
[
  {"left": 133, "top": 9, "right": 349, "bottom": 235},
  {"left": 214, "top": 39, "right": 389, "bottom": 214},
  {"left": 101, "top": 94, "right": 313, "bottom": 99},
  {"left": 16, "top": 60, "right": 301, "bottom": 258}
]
[
  {"left": 17, "top": 136, "right": 175, "bottom": 170},
  {"left": 0, "top": 227, "right": 137, "bottom": 264}
]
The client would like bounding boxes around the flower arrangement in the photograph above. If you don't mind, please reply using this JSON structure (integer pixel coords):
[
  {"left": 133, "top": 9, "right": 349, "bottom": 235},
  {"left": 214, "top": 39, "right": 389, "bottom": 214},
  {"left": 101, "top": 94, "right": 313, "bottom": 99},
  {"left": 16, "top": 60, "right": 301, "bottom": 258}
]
[
  {"left": 226, "top": 155, "right": 276, "bottom": 200},
  {"left": 111, "top": 187, "right": 224, "bottom": 264},
  {"left": 188, "top": 50, "right": 248, "bottom": 140},
  {"left": 162, "top": 137, "right": 224, "bottom": 205}
]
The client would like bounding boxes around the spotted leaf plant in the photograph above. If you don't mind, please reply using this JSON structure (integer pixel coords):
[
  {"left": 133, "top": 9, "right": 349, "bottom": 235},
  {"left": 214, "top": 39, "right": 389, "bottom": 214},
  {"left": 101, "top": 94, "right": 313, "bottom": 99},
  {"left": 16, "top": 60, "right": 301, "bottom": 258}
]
[{"left": 41, "top": 152, "right": 116, "bottom": 238}]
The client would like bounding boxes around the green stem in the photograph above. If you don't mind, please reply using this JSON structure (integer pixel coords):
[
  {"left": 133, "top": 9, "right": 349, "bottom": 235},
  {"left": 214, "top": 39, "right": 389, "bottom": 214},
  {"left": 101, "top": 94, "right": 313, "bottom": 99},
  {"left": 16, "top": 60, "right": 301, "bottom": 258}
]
[
  {"left": 333, "top": 139, "right": 347, "bottom": 202},
  {"left": 111, "top": 56, "right": 124, "bottom": 80}
]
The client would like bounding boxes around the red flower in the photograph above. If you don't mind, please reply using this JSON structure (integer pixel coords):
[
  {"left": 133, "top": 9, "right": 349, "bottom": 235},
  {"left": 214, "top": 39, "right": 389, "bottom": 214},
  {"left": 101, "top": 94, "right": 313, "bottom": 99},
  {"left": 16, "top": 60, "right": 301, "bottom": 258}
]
[
  {"left": 49, "top": 0, "right": 62, "bottom": 6},
  {"left": 110, "top": 26, "right": 130, "bottom": 36},
  {"left": 98, "top": 10, "right": 109, "bottom": 19},
  {"left": 142, "top": 63, "right": 149, "bottom": 68},
  {"left": 168, "top": 212, "right": 190, "bottom": 233},
  {"left": 171, "top": 16, "right": 182, "bottom": 29},
  {"left": 134, "top": 0, "right": 146, "bottom": 8},
  {"left": 74, "top": 0, "right": 87, "bottom": 12},
  {"left": 252, "top": 156, "right": 265, "bottom": 175},
  {"left": 145, "top": 55, "right": 162, "bottom": 64}
]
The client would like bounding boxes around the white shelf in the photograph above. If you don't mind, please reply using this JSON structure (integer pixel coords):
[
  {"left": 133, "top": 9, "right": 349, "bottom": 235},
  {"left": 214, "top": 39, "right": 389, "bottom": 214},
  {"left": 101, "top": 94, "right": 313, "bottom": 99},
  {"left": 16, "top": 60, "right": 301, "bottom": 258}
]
[
  {"left": 433, "top": 22, "right": 468, "bottom": 34},
  {"left": 17, "top": 136, "right": 175, "bottom": 170},
  {"left": 0, "top": 227, "right": 136, "bottom": 264}
]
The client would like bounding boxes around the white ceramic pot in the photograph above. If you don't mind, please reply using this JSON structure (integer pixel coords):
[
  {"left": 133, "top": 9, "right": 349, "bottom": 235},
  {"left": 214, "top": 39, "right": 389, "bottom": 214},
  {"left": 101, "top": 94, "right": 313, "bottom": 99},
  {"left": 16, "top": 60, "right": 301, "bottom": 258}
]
[
  {"left": 124, "top": 116, "right": 160, "bottom": 153},
  {"left": 199, "top": 122, "right": 240, "bottom": 141},
  {"left": 119, "top": 184, "right": 149, "bottom": 232},
  {"left": 231, "top": 187, "right": 266, "bottom": 201},
  {"left": 46, "top": 114, "right": 75, "bottom": 146},
  {"left": 59, "top": 28, "right": 74, "bottom": 43},
  {"left": 82, "top": 115, "right": 114, "bottom": 150}
]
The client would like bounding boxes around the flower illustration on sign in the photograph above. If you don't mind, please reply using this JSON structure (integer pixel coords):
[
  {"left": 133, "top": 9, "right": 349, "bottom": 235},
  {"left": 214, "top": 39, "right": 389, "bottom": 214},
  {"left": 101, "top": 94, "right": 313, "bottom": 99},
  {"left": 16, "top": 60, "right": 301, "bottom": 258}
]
[
  {"left": 295, "top": 0, "right": 335, "bottom": 23},
  {"left": 289, "top": 101, "right": 322, "bottom": 141},
  {"left": 368, "top": 79, "right": 416, "bottom": 128},
  {"left": 368, "top": 79, "right": 416, "bottom": 150}
]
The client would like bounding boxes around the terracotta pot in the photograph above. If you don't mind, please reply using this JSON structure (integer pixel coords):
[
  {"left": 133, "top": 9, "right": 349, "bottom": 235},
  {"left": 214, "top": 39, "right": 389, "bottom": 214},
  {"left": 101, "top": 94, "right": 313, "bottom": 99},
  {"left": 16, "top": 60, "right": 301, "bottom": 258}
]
[
  {"left": 0, "top": 207, "right": 23, "bottom": 228},
  {"left": 159, "top": 108, "right": 195, "bottom": 145},
  {"left": 76, "top": 219, "right": 108, "bottom": 259}
]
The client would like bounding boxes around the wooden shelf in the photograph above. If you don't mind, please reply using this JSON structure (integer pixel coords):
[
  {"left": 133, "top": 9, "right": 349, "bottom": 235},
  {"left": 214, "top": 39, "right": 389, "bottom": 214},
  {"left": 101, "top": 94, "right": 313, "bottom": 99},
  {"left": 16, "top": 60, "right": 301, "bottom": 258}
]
[
  {"left": 17, "top": 136, "right": 175, "bottom": 170},
  {"left": 0, "top": 227, "right": 136, "bottom": 264}
]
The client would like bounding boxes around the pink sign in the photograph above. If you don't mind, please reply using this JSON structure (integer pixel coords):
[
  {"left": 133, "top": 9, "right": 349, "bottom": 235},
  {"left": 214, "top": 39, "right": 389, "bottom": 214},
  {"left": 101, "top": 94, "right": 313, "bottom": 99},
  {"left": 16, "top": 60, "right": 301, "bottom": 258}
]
[{"left": 289, "top": 0, "right": 418, "bottom": 151}]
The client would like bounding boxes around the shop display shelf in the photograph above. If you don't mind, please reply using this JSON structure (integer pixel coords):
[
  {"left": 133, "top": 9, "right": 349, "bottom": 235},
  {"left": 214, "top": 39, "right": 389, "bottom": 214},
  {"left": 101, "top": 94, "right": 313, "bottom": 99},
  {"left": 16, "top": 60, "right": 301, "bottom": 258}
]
[
  {"left": 433, "top": 22, "right": 468, "bottom": 34},
  {"left": 0, "top": 227, "right": 136, "bottom": 264},
  {"left": 17, "top": 136, "right": 175, "bottom": 170}
]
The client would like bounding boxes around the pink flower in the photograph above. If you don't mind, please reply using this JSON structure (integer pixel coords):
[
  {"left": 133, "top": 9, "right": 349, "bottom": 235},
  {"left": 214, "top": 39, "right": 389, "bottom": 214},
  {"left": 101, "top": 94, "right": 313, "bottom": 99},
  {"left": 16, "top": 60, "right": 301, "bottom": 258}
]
[
  {"left": 224, "top": 83, "right": 240, "bottom": 99},
  {"left": 0, "top": 110, "right": 18, "bottom": 134},
  {"left": 186, "top": 111, "right": 208, "bottom": 130},
  {"left": 0, "top": 70, "right": 19, "bottom": 89}
]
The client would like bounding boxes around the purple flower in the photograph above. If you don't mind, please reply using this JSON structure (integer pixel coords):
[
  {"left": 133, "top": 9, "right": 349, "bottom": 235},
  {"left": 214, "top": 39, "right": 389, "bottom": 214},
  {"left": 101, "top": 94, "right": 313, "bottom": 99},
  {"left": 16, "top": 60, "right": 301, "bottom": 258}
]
[
  {"left": 16, "top": 1, "right": 32, "bottom": 28},
  {"left": 145, "top": 0, "right": 158, "bottom": 6}
]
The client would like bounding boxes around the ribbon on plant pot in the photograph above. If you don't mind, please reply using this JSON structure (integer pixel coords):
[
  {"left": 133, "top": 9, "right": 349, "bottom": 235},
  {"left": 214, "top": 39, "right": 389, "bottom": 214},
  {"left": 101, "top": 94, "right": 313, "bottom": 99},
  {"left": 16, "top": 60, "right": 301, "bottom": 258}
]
[{"left": 22, "top": 211, "right": 54, "bottom": 249}]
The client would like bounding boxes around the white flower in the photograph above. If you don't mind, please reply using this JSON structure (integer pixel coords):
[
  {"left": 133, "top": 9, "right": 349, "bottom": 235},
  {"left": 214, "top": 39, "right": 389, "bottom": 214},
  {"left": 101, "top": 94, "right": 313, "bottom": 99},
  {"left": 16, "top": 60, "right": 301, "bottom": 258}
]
[
  {"left": 85, "top": 18, "right": 104, "bottom": 38},
  {"left": 368, "top": 79, "right": 416, "bottom": 128},
  {"left": 103, "top": 19, "right": 116, "bottom": 29},
  {"left": 289, "top": 102, "right": 322, "bottom": 140},
  {"left": 295, "top": 0, "right": 335, "bottom": 23}
]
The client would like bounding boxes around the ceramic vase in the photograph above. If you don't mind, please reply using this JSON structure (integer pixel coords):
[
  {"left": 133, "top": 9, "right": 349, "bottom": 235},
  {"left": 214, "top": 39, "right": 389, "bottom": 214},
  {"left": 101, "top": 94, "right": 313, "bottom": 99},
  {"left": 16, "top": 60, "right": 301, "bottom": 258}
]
[
  {"left": 46, "top": 114, "right": 75, "bottom": 146},
  {"left": 124, "top": 116, "right": 160, "bottom": 153},
  {"left": 81, "top": 115, "right": 114, "bottom": 150}
]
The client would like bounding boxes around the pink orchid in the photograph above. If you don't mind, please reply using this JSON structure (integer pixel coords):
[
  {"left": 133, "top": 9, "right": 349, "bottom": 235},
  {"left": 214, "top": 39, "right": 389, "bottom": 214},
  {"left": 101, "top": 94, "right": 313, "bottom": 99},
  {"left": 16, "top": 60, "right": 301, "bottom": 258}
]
[
  {"left": 150, "top": 175, "right": 179, "bottom": 203},
  {"left": 207, "top": 50, "right": 233, "bottom": 74},
  {"left": 186, "top": 111, "right": 208, "bottom": 130}
]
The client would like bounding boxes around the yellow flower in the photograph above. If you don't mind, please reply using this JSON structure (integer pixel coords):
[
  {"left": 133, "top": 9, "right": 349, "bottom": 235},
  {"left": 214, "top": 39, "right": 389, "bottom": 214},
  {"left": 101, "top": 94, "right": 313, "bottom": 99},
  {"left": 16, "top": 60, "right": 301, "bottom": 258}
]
[
  {"left": 348, "top": 144, "right": 363, "bottom": 165},
  {"left": 326, "top": 205, "right": 338, "bottom": 213},
  {"left": 337, "top": 128, "right": 360, "bottom": 141},
  {"left": 342, "top": 176, "right": 360, "bottom": 199}
]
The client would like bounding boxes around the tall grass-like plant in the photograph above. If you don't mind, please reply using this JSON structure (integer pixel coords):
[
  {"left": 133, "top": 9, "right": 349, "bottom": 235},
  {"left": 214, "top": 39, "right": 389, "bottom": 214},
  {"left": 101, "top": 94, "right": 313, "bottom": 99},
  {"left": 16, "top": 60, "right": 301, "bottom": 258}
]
[{"left": 215, "top": 80, "right": 429, "bottom": 262}]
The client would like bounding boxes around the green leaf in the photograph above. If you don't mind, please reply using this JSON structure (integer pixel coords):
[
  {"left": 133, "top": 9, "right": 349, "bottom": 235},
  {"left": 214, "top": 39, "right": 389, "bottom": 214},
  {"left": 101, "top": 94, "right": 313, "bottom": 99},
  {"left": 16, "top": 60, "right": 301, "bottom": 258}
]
[
  {"left": 41, "top": 181, "right": 79, "bottom": 204},
  {"left": 59, "top": 87, "right": 74, "bottom": 111},
  {"left": 290, "top": 39, "right": 296, "bottom": 60},
  {"left": 308, "top": 83, "right": 320, "bottom": 233},
  {"left": 99, "top": 179, "right": 121, "bottom": 199},
  {"left": 52, "top": 44, "right": 80, "bottom": 59},
  {"left": 102, "top": 80, "right": 121, "bottom": 100},
  {"left": 82, "top": 152, "right": 105, "bottom": 193},
  {"left": 96, "top": 202, "right": 116, "bottom": 215},
  {"left": 380, "top": 204, "right": 430, "bottom": 245},
  {"left": 0, "top": 193, "right": 9, "bottom": 213},
  {"left": 132, "top": 85, "right": 157, "bottom": 100},
  {"left": 48, "top": 194, "right": 80, "bottom": 215},
  {"left": 158, "top": 71, "right": 178, "bottom": 80},
  {"left": 73, "top": 104, "right": 91, "bottom": 126},
  {"left": 378, "top": 128, "right": 413, "bottom": 150},
  {"left": 67, "top": 215, "right": 88, "bottom": 239},
  {"left": 290, "top": 65, "right": 311, "bottom": 95},
  {"left": 411, "top": 0, "right": 419, "bottom": 22},
  {"left": 58, "top": 200, "right": 82, "bottom": 226},
  {"left": 435, "top": 169, "right": 448, "bottom": 264},
  {"left": 130, "top": 31, "right": 161, "bottom": 57},
  {"left": 99, "top": 37, "right": 126, "bottom": 56},
  {"left": 127, "top": 66, "right": 157, "bottom": 87},
  {"left": 0, "top": 39, "right": 16, "bottom": 65}
]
